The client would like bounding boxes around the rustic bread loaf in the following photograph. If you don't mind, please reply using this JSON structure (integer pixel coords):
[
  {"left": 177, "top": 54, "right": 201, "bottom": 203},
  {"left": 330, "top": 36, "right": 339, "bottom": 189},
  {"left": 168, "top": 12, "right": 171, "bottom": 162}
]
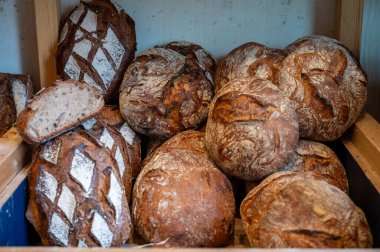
[
  {"left": 83, "top": 105, "right": 142, "bottom": 179},
  {"left": 241, "top": 171, "right": 372, "bottom": 248},
  {"left": 56, "top": 0, "right": 136, "bottom": 102},
  {"left": 119, "top": 41, "right": 216, "bottom": 138},
  {"left": 15, "top": 80, "right": 104, "bottom": 144},
  {"left": 133, "top": 130, "right": 235, "bottom": 247},
  {"left": 278, "top": 35, "right": 367, "bottom": 141},
  {"left": 84, "top": 122, "right": 133, "bottom": 201},
  {"left": 205, "top": 77, "right": 299, "bottom": 181},
  {"left": 26, "top": 130, "right": 131, "bottom": 247},
  {"left": 215, "top": 42, "right": 286, "bottom": 91},
  {"left": 0, "top": 73, "right": 33, "bottom": 137}
]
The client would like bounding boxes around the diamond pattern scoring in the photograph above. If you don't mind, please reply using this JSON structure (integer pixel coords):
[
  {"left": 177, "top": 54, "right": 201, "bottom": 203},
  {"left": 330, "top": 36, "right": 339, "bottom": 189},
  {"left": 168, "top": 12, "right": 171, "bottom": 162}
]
[
  {"left": 83, "top": 73, "right": 104, "bottom": 94},
  {"left": 40, "top": 139, "right": 62, "bottom": 165},
  {"left": 103, "top": 27, "right": 125, "bottom": 68},
  {"left": 118, "top": 123, "right": 136, "bottom": 145},
  {"left": 80, "top": 10, "right": 97, "bottom": 33},
  {"left": 114, "top": 147, "right": 125, "bottom": 177},
  {"left": 91, "top": 211, "right": 114, "bottom": 247},
  {"left": 106, "top": 171, "right": 123, "bottom": 223},
  {"left": 64, "top": 56, "right": 81, "bottom": 80},
  {"left": 70, "top": 149, "right": 95, "bottom": 193},
  {"left": 57, "top": 184, "right": 77, "bottom": 223},
  {"left": 36, "top": 168, "right": 58, "bottom": 203},
  {"left": 48, "top": 213, "right": 70, "bottom": 246},
  {"left": 73, "top": 39, "right": 93, "bottom": 60},
  {"left": 99, "top": 128, "right": 114, "bottom": 150},
  {"left": 92, "top": 48, "right": 115, "bottom": 88}
]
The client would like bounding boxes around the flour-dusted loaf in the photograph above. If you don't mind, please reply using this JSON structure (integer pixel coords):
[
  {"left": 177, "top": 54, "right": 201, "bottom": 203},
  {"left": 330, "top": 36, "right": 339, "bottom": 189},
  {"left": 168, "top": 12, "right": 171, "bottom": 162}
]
[
  {"left": 133, "top": 130, "right": 235, "bottom": 247},
  {"left": 0, "top": 73, "right": 33, "bottom": 136},
  {"left": 15, "top": 80, "right": 104, "bottom": 144},
  {"left": 215, "top": 42, "right": 286, "bottom": 91},
  {"left": 27, "top": 130, "right": 131, "bottom": 247},
  {"left": 241, "top": 172, "right": 372, "bottom": 248},
  {"left": 57, "top": 0, "right": 136, "bottom": 102},
  {"left": 83, "top": 105, "right": 141, "bottom": 179},
  {"left": 278, "top": 35, "right": 367, "bottom": 141},
  {"left": 120, "top": 41, "right": 216, "bottom": 138},
  {"left": 205, "top": 77, "right": 299, "bottom": 181}
]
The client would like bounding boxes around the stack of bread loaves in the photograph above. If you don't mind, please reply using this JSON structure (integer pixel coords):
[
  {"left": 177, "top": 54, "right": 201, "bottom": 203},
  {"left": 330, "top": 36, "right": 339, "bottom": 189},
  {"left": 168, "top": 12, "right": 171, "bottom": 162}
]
[{"left": 13, "top": 0, "right": 372, "bottom": 247}]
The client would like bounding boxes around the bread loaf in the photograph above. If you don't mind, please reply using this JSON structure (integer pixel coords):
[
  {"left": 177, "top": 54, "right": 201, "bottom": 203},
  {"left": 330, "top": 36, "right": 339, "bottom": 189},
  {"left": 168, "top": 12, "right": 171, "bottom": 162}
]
[
  {"left": 205, "top": 77, "right": 299, "bottom": 181},
  {"left": 278, "top": 35, "right": 367, "bottom": 141},
  {"left": 215, "top": 42, "right": 285, "bottom": 91},
  {"left": 120, "top": 41, "right": 216, "bottom": 138},
  {"left": 15, "top": 80, "right": 104, "bottom": 144},
  {"left": 0, "top": 73, "right": 33, "bottom": 136},
  {"left": 57, "top": 0, "right": 136, "bottom": 102},
  {"left": 133, "top": 130, "right": 235, "bottom": 247},
  {"left": 27, "top": 130, "right": 131, "bottom": 247},
  {"left": 241, "top": 171, "right": 372, "bottom": 248},
  {"left": 83, "top": 106, "right": 142, "bottom": 179}
]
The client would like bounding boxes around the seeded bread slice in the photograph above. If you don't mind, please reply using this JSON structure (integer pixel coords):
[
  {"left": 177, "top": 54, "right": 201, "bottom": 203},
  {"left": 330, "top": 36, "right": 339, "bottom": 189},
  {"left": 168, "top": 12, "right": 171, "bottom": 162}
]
[{"left": 15, "top": 80, "right": 104, "bottom": 144}]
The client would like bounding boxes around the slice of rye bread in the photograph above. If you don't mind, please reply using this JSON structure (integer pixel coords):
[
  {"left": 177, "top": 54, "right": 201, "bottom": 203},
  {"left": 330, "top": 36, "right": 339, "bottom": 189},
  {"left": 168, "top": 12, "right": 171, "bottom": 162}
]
[{"left": 15, "top": 80, "right": 104, "bottom": 144}]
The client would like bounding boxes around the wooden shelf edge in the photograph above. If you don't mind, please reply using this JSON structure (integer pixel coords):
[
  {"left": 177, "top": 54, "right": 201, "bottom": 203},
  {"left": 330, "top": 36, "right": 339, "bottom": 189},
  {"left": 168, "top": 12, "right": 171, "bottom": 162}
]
[
  {"left": 0, "top": 165, "right": 30, "bottom": 208},
  {"left": 343, "top": 112, "right": 380, "bottom": 193}
]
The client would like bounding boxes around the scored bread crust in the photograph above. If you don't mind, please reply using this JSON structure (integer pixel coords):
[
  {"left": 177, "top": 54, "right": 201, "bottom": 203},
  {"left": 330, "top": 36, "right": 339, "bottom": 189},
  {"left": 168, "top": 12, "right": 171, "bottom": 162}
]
[
  {"left": 215, "top": 42, "right": 286, "bottom": 91},
  {"left": 240, "top": 171, "right": 373, "bottom": 248},
  {"left": 119, "top": 41, "right": 216, "bottom": 138},
  {"left": 205, "top": 77, "right": 299, "bottom": 181},
  {"left": 133, "top": 131, "right": 235, "bottom": 247},
  {"left": 56, "top": 0, "right": 136, "bottom": 102},
  {"left": 94, "top": 106, "right": 141, "bottom": 179},
  {"left": 15, "top": 80, "right": 104, "bottom": 144},
  {"left": 278, "top": 35, "right": 367, "bottom": 141},
  {"left": 26, "top": 130, "right": 131, "bottom": 247}
]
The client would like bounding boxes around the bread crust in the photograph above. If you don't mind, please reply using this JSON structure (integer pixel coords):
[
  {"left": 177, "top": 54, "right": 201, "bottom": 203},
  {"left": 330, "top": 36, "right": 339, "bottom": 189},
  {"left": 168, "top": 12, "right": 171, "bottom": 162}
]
[
  {"left": 240, "top": 171, "right": 372, "bottom": 248},
  {"left": 215, "top": 42, "right": 286, "bottom": 91},
  {"left": 120, "top": 41, "right": 216, "bottom": 138},
  {"left": 205, "top": 77, "right": 299, "bottom": 181},
  {"left": 56, "top": 0, "right": 136, "bottom": 102},
  {"left": 26, "top": 130, "right": 131, "bottom": 247},
  {"left": 279, "top": 35, "right": 367, "bottom": 141},
  {"left": 133, "top": 130, "right": 235, "bottom": 247}
]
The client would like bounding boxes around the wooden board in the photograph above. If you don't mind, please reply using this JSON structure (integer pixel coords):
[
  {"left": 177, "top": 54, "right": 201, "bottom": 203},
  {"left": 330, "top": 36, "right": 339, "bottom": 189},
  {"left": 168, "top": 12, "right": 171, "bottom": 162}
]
[
  {"left": 34, "top": 0, "right": 60, "bottom": 89},
  {"left": 0, "top": 128, "right": 31, "bottom": 196}
]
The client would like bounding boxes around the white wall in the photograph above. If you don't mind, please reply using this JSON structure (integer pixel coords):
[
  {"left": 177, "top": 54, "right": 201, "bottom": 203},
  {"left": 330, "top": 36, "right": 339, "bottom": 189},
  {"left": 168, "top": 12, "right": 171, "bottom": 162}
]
[
  {"left": 0, "top": 0, "right": 39, "bottom": 86},
  {"left": 61, "top": 0, "right": 337, "bottom": 59}
]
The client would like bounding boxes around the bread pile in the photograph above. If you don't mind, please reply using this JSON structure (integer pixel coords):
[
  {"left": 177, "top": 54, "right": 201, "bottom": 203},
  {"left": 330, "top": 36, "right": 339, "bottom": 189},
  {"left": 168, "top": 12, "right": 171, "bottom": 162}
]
[{"left": 8, "top": 0, "right": 372, "bottom": 248}]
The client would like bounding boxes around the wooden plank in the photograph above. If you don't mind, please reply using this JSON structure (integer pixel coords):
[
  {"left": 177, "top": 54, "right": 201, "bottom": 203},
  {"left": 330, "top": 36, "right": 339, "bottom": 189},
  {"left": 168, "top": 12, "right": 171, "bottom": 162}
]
[
  {"left": 34, "top": 0, "right": 60, "bottom": 89},
  {"left": 360, "top": 0, "right": 380, "bottom": 122},
  {"left": 0, "top": 128, "right": 31, "bottom": 195},
  {"left": 0, "top": 165, "right": 30, "bottom": 208},
  {"left": 338, "top": 0, "right": 364, "bottom": 57},
  {"left": 343, "top": 112, "right": 380, "bottom": 193}
]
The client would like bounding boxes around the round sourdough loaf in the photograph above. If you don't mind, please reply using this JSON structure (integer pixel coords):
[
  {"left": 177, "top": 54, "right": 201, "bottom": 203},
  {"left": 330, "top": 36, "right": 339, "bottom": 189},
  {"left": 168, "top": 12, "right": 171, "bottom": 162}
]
[
  {"left": 278, "top": 35, "right": 367, "bottom": 141},
  {"left": 215, "top": 42, "right": 286, "bottom": 91},
  {"left": 205, "top": 77, "right": 299, "bottom": 181},
  {"left": 26, "top": 130, "right": 131, "bottom": 247},
  {"left": 119, "top": 41, "right": 216, "bottom": 138},
  {"left": 241, "top": 171, "right": 373, "bottom": 248},
  {"left": 133, "top": 131, "right": 235, "bottom": 247},
  {"left": 83, "top": 105, "right": 142, "bottom": 179},
  {"left": 56, "top": 0, "right": 136, "bottom": 102}
]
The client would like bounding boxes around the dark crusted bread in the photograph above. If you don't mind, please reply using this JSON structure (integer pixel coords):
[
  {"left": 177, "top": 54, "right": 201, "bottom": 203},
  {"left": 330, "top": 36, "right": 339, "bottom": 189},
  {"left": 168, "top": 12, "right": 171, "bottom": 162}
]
[
  {"left": 278, "top": 35, "right": 367, "bottom": 141},
  {"left": 241, "top": 171, "right": 372, "bottom": 248},
  {"left": 133, "top": 130, "right": 235, "bottom": 247},
  {"left": 15, "top": 80, "right": 104, "bottom": 144},
  {"left": 57, "top": 0, "right": 136, "bottom": 102},
  {"left": 215, "top": 42, "right": 285, "bottom": 91},
  {"left": 0, "top": 73, "right": 33, "bottom": 136},
  {"left": 205, "top": 77, "right": 299, "bottom": 181},
  {"left": 120, "top": 41, "right": 216, "bottom": 138},
  {"left": 26, "top": 130, "right": 131, "bottom": 247}
]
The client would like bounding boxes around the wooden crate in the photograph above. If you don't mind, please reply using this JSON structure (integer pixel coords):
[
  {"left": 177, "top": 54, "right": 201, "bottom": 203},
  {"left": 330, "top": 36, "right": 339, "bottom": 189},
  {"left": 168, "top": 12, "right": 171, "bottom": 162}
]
[{"left": 0, "top": 0, "right": 379, "bottom": 250}]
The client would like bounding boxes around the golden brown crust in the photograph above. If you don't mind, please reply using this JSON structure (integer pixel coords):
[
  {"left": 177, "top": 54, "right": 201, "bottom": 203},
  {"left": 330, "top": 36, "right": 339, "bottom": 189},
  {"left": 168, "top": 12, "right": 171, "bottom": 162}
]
[
  {"left": 26, "top": 130, "right": 131, "bottom": 247},
  {"left": 215, "top": 42, "right": 286, "bottom": 91},
  {"left": 241, "top": 171, "right": 372, "bottom": 248},
  {"left": 119, "top": 41, "right": 216, "bottom": 138},
  {"left": 133, "top": 130, "right": 235, "bottom": 247},
  {"left": 205, "top": 77, "right": 299, "bottom": 181},
  {"left": 279, "top": 35, "right": 367, "bottom": 141}
]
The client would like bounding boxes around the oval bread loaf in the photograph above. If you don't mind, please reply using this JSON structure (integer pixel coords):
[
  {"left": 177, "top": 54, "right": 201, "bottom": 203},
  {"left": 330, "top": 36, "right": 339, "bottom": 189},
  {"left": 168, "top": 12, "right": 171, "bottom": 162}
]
[{"left": 26, "top": 130, "right": 131, "bottom": 247}]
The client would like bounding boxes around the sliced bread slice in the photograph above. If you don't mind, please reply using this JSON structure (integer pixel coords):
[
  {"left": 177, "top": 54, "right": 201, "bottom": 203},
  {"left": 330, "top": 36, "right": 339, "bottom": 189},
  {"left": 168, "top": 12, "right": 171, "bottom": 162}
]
[{"left": 15, "top": 80, "right": 104, "bottom": 144}]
